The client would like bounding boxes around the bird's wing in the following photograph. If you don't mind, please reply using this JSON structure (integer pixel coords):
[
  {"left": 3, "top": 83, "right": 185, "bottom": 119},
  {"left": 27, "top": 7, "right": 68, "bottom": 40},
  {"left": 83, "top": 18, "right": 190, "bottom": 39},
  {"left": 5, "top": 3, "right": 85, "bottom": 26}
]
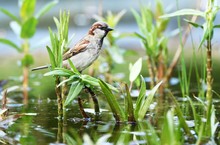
[{"left": 63, "top": 39, "right": 90, "bottom": 61}]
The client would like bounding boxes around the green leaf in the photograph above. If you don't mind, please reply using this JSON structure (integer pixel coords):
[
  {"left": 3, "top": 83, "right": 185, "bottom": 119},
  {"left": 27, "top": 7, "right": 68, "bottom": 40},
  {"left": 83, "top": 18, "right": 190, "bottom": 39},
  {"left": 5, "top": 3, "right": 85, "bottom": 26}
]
[
  {"left": 81, "top": 75, "right": 99, "bottom": 87},
  {"left": 68, "top": 59, "right": 80, "bottom": 74},
  {"left": 129, "top": 58, "right": 142, "bottom": 82},
  {"left": 214, "top": 24, "right": 220, "bottom": 28},
  {"left": 46, "top": 46, "right": 56, "bottom": 68},
  {"left": 20, "top": 0, "right": 36, "bottom": 21},
  {"left": 169, "top": 93, "right": 192, "bottom": 136},
  {"left": 64, "top": 81, "right": 83, "bottom": 106},
  {"left": 35, "top": 0, "right": 58, "bottom": 19},
  {"left": 160, "top": 9, "right": 205, "bottom": 19},
  {"left": 21, "top": 54, "right": 34, "bottom": 67},
  {"left": 44, "top": 69, "right": 72, "bottom": 77},
  {"left": 99, "top": 79, "right": 125, "bottom": 122},
  {"left": 0, "top": 7, "right": 20, "bottom": 23},
  {"left": 81, "top": 75, "right": 118, "bottom": 92},
  {"left": 138, "top": 81, "right": 163, "bottom": 120},
  {"left": 134, "top": 76, "right": 146, "bottom": 119},
  {"left": 21, "top": 17, "right": 38, "bottom": 38},
  {"left": 0, "top": 38, "right": 22, "bottom": 52},
  {"left": 184, "top": 19, "right": 203, "bottom": 28}
]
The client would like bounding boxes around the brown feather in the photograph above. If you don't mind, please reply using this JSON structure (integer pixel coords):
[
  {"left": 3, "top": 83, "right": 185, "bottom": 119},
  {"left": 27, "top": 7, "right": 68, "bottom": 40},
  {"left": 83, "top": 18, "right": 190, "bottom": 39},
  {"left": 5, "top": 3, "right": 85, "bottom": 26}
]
[{"left": 63, "top": 39, "right": 90, "bottom": 60}]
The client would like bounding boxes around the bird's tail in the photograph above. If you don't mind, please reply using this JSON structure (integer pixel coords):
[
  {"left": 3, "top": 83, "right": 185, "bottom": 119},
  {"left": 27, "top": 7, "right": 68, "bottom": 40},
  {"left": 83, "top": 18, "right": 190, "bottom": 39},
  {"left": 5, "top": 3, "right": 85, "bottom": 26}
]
[{"left": 31, "top": 65, "right": 51, "bottom": 71}]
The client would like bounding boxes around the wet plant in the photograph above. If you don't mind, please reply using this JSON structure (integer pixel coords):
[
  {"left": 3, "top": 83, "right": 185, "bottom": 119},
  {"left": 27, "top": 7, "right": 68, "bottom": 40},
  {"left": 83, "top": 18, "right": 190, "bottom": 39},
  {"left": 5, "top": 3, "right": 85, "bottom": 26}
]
[
  {"left": 161, "top": 0, "right": 220, "bottom": 141},
  {"left": 99, "top": 58, "right": 162, "bottom": 122},
  {"left": 0, "top": 0, "right": 58, "bottom": 103},
  {"left": 44, "top": 10, "right": 70, "bottom": 117},
  {"left": 44, "top": 59, "right": 117, "bottom": 117}
]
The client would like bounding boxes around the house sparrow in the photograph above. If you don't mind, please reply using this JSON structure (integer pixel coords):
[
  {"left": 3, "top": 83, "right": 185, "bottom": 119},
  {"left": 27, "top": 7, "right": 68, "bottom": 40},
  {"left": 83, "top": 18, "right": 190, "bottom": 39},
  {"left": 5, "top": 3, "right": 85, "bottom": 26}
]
[{"left": 32, "top": 21, "right": 113, "bottom": 72}]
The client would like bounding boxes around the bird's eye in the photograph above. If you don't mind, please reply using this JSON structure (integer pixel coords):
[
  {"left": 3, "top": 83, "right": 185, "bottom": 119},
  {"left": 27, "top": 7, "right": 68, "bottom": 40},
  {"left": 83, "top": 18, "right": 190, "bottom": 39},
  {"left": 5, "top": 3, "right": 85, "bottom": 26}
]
[{"left": 99, "top": 27, "right": 106, "bottom": 30}]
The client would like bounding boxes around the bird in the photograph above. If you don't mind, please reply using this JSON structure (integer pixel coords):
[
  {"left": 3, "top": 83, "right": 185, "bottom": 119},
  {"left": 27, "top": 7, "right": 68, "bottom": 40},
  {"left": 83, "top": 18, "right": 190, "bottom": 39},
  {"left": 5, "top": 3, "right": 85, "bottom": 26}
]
[{"left": 32, "top": 21, "right": 113, "bottom": 72}]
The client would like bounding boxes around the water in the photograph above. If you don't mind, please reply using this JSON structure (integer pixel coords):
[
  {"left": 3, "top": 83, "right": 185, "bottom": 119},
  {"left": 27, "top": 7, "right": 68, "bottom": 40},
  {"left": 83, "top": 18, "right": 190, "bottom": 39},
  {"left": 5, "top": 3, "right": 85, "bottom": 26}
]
[{"left": 1, "top": 83, "right": 219, "bottom": 145}]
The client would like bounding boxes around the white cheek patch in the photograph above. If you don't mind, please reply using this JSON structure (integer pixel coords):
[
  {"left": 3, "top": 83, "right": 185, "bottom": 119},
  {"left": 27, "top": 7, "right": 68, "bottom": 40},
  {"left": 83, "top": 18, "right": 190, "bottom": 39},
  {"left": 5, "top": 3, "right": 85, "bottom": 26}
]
[{"left": 94, "top": 29, "right": 105, "bottom": 38}]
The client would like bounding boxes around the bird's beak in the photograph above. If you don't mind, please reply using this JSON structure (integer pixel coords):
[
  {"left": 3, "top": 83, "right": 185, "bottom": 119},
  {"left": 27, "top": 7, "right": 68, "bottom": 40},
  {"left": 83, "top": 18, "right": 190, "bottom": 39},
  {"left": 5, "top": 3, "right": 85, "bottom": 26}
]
[{"left": 107, "top": 27, "right": 113, "bottom": 31}]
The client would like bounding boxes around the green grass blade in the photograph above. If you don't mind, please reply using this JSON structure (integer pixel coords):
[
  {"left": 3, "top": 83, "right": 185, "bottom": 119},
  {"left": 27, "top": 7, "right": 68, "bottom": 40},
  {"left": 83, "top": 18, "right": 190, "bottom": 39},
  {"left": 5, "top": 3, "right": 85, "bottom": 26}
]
[
  {"left": 46, "top": 46, "right": 56, "bottom": 68},
  {"left": 64, "top": 81, "right": 83, "bottom": 106},
  {"left": 169, "top": 93, "right": 193, "bottom": 137},
  {"left": 138, "top": 81, "right": 162, "bottom": 120},
  {"left": 99, "top": 79, "right": 125, "bottom": 122},
  {"left": 0, "top": 38, "right": 22, "bottom": 52}
]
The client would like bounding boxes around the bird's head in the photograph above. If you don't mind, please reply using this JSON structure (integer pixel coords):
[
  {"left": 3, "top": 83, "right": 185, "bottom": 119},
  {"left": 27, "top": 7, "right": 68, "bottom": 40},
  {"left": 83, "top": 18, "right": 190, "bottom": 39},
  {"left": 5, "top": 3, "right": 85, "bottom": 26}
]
[{"left": 88, "top": 21, "right": 113, "bottom": 38}]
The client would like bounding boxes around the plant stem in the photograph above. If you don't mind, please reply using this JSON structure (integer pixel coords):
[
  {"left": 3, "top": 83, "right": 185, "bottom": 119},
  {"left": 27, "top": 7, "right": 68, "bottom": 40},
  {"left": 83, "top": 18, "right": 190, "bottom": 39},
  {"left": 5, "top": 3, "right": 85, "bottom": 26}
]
[
  {"left": 22, "top": 39, "right": 29, "bottom": 104},
  {"left": 164, "top": 14, "right": 198, "bottom": 83},
  {"left": 56, "top": 77, "right": 63, "bottom": 118},
  {"left": 205, "top": 38, "right": 213, "bottom": 137},
  {"left": 78, "top": 97, "right": 90, "bottom": 118},
  {"left": 206, "top": 39, "right": 212, "bottom": 102},
  {"left": 85, "top": 87, "right": 100, "bottom": 115},
  {"left": 147, "top": 57, "right": 156, "bottom": 88}
]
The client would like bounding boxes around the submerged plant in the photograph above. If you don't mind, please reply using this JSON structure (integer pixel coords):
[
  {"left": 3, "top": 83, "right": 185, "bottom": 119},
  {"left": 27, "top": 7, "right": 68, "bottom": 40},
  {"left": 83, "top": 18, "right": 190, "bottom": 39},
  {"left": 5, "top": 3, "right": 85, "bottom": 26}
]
[{"left": 0, "top": 0, "right": 58, "bottom": 103}]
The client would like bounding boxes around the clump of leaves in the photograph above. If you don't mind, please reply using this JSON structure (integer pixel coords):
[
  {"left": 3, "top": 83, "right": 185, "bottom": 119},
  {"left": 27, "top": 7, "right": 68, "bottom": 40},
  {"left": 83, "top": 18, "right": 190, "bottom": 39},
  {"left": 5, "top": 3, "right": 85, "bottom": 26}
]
[
  {"left": 45, "top": 60, "right": 117, "bottom": 107},
  {"left": 132, "top": 0, "right": 169, "bottom": 88},
  {"left": 99, "top": 58, "right": 162, "bottom": 122}
]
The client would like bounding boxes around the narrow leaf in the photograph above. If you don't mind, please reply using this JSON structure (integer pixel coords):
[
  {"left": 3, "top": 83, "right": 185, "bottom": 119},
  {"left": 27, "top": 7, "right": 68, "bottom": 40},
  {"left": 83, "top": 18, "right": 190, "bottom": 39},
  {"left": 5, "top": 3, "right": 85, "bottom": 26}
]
[
  {"left": 81, "top": 75, "right": 99, "bottom": 87},
  {"left": 0, "top": 7, "right": 20, "bottom": 23},
  {"left": 169, "top": 93, "right": 193, "bottom": 136},
  {"left": 138, "top": 81, "right": 163, "bottom": 120},
  {"left": 68, "top": 59, "right": 80, "bottom": 74},
  {"left": 99, "top": 79, "right": 125, "bottom": 122},
  {"left": 0, "top": 38, "right": 22, "bottom": 52},
  {"left": 35, "top": 0, "right": 58, "bottom": 19},
  {"left": 44, "top": 69, "right": 71, "bottom": 77},
  {"left": 184, "top": 19, "right": 203, "bottom": 28},
  {"left": 64, "top": 82, "right": 83, "bottom": 106},
  {"left": 46, "top": 46, "right": 56, "bottom": 68},
  {"left": 160, "top": 9, "right": 205, "bottom": 18}
]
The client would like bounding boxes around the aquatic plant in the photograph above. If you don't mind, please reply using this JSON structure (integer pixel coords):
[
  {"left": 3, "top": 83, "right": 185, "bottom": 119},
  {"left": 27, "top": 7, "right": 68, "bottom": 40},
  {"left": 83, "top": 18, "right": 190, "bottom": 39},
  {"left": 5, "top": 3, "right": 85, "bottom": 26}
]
[{"left": 161, "top": 0, "right": 220, "bottom": 141}]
